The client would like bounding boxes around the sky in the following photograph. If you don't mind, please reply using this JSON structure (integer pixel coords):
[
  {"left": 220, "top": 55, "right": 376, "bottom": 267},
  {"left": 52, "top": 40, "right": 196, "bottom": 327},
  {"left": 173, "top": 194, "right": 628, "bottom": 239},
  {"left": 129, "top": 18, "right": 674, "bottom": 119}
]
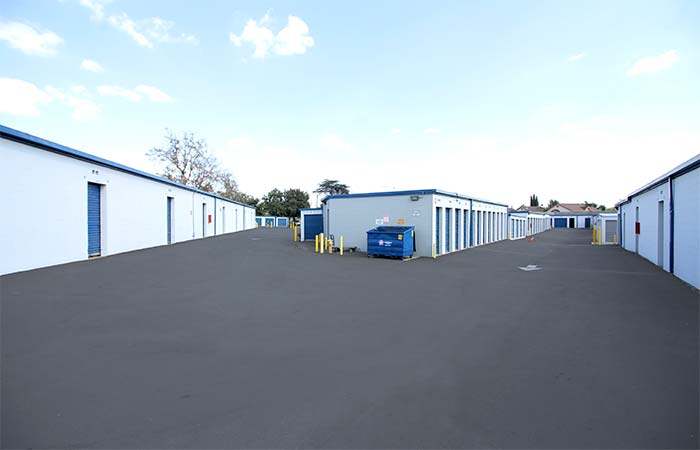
[{"left": 1, "top": 0, "right": 699, "bottom": 208}]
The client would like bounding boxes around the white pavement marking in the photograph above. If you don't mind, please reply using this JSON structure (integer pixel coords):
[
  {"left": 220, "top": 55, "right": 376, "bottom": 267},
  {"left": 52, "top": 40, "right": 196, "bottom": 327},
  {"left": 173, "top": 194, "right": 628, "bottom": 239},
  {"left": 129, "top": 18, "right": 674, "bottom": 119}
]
[{"left": 518, "top": 264, "right": 542, "bottom": 271}]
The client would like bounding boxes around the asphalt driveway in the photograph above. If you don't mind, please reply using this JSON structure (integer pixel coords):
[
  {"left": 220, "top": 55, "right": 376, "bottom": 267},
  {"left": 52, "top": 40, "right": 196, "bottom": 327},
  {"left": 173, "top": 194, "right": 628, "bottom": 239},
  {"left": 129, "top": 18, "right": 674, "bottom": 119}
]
[{"left": 2, "top": 228, "right": 698, "bottom": 448}]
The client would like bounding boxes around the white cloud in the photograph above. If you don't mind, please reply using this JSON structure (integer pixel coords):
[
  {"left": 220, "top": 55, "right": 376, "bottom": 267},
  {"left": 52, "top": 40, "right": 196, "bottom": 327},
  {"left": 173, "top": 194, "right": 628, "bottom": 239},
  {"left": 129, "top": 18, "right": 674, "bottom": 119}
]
[
  {"left": 567, "top": 52, "right": 586, "bottom": 62},
  {"left": 230, "top": 14, "right": 314, "bottom": 58},
  {"left": 97, "top": 84, "right": 174, "bottom": 103},
  {"left": 80, "top": 58, "right": 104, "bottom": 73},
  {"left": 71, "top": 85, "right": 88, "bottom": 93},
  {"left": 424, "top": 128, "right": 441, "bottom": 135},
  {"left": 108, "top": 13, "right": 152, "bottom": 48},
  {"left": 45, "top": 85, "right": 100, "bottom": 121},
  {"left": 389, "top": 128, "right": 401, "bottom": 135},
  {"left": 0, "top": 21, "right": 63, "bottom": 56},
  {"left": 0, "top": 78, "right": 52, "bottom": 116},
  {"left": 134, "top": 84, "right": 174, "bottom": 103},
  {"left": 80, "top": 0, "right": 110, "bottom": 21},
  {"left": 78, "top": 1, "right": 196, "bottom": 48},
  {"left": 97, "top": 85, "right": 142, "bottom": 101},
  {"left": 626, "top": 50, "right": 679, "bottom": 76}
]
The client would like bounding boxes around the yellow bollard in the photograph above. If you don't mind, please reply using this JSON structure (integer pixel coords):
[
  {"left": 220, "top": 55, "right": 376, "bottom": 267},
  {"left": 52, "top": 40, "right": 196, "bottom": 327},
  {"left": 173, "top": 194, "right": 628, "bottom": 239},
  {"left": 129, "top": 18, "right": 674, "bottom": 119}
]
[
  {"left": 293, "top": 224, "right": 297, "bottom": 242},
  {"left": 320, "top": 233, "right": 324, "bottom": 253},
  {"left": 315, "top": 234, "right": 319, "bottom": 253},
  {"left": 340, "top": 236, "right": 343, "bottom": 256},
  {"left": 613, "top": 233, "right": 617, "bottom": 245},
  {"left": 327, "top": 238, "right": 333, "bottom": 254},
  {"left": 432, "top": 243, "right": 437, "bottom": 259}
]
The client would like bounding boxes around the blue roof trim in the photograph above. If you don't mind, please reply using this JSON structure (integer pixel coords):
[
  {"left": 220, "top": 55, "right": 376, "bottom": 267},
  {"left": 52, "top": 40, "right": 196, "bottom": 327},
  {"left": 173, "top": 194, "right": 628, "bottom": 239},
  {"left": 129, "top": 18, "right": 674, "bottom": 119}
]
[
  {"left": 322, "top": 189, "right": 508, "bottom": 207},
  {"left": 0, "top": 124, "right": 256, "bottom": 209},
  {"left": 300, "top": 207, "right": 322, "bottom": 211}
]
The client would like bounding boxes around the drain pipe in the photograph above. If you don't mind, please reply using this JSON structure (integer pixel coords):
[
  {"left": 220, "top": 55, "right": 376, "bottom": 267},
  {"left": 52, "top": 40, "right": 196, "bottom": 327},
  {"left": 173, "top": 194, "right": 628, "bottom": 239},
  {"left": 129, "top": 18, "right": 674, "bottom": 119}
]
[{"left": 668, "top": 177, "right": 674, "bottom": 274}]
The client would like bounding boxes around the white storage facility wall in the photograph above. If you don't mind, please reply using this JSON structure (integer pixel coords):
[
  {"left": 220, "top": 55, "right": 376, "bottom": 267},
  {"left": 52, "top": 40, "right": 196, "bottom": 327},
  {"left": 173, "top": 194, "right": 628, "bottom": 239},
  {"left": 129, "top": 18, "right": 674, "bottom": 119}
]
[
  {"left": 509, "top": 215, "right": 527, "bottom": 240},
  {"left": 620, "top": 181, "right": 671, "bottom": 271},
  {"left": 0, "top": 137, "right": 255, "bottom": 275},
  {"left": 433, "top": 194, "right": 473, "bottom": 254},
  {"left": 324, "top": 195, "right": 433, "bottom": 256},
  {"left": 471, "top": 200, "right": 508, "bottom": 247},
  {"left": 672, "top": 169, "right": 699, "bottom": 288}
]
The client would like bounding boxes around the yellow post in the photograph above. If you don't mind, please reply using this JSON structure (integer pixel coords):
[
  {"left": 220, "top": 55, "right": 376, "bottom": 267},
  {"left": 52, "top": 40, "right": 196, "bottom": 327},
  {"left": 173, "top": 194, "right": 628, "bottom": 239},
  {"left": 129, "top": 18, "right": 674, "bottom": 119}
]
[
  {"left": 340, "top": 236, "right": 343, "bottom": 256},
  {"left": 432, "top": 243, "right": 437, "bottom": 259},
  {"left": 315, "top": 234, "right": 319, "bottom": 253},
  {"left": 320, "top": 233, "right": 324, "bottom": 253},
  {"left": 613, "top": 233, "right": 617, "bottom": 245},
  {"left": 592, "top": 228, "right": 596, "bottom": 245},
  {"left": 327, "top": 238, "right": 333, "bottom": 254},
  {"left": 293, "top": 224, "right": 297, "bottom": 242}
]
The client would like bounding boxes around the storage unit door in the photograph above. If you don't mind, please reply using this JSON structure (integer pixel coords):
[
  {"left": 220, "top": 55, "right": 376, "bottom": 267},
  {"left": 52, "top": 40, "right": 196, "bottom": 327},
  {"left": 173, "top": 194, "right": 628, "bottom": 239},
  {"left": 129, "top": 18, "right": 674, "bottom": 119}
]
[
  {"left": 87, "top": 183, "right": 101, "bottom": 256},
  {"left": 605, "top": 220, "right": 617, "bottom": 243},
  {"left": 277, "top": 217, "right": 288, "bottom": 227},
  {"left": 554, "top": 218, "right": 567, "bottom": 228},
  {"left": 303, "top": 215, "right": 323, "bottom": 240}
]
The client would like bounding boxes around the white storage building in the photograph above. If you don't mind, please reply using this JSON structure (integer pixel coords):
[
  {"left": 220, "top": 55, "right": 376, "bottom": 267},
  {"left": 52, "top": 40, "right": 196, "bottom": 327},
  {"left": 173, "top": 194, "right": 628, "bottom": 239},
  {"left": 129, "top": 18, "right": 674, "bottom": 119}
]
[
  {"left": 0, "top": 125, "right": 256, "bottom": 276},
  {"left": 508, "top": 211, "right": 552, "bottom": 239},
  {"left": 321, "top": 190, "right": 509, "bottom": 258},
  {"left": 592, "top": 212, "right": 618, "bottom": 245},
  {"left": 550, "top": 212, "right": 596, "bottom": 229},
  {"left": 617, "top": 154, "right": 700, "bottom": 289}
]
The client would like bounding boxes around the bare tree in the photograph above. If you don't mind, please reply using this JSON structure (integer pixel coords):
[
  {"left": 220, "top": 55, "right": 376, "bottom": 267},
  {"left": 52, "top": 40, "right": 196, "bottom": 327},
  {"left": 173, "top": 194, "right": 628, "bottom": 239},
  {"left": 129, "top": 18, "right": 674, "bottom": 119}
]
[{"left": 148, "top": 130, "right": 224, "bottom": 192}]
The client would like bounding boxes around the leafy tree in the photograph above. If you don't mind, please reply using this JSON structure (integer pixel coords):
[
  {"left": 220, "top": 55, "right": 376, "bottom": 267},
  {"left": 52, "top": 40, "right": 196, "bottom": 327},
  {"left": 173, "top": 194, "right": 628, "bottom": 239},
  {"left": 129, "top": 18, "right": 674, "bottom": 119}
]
[
  {"left": 314, "top": 179, "right": 350, "bottom": 195},
  {"left": 148, "top": 130, "right": 228, "bottom": 192},
  {"left": 598, "top": 205, "right": 607, "bottom": 211},
  {"left": 283, "top": 188, "right": 310, "bottom": 217},
  {"left": 257, "top": 188, "right": 310, "bottom": 217},
  {"left": 529, "top": 194, "right": 539, "bottom": 207},
  {"left": 546, "top": 199, "right": 559, "bottom": 210},
  {"left": 258, "top": 188, "right": 286, "bottom": 216}
]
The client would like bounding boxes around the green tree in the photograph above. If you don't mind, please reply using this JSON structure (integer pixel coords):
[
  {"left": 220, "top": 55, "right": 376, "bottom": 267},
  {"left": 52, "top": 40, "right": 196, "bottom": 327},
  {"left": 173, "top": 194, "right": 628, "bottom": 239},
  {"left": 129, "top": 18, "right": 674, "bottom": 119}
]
[
  {"left": 546, "top": 199, "right": 559, "bottom": 210},
  {"left": 282, "top": 188, "right": 310, "bottom": 217},
  {"left": 258, "top": 188, "right": 286, "bottom": 216},
  {"left": 530, "top": 194, "right": 539, "bottom": 207},
  {"left": 314, "top": 179, "right": 350, "bottom": 195}
]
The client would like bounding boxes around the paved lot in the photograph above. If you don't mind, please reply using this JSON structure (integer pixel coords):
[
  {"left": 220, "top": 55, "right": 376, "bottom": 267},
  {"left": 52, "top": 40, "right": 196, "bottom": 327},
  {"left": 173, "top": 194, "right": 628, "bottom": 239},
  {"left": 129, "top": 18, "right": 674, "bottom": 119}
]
[{"left": 2, "top": 228, "right": 698, "bottom": 448}]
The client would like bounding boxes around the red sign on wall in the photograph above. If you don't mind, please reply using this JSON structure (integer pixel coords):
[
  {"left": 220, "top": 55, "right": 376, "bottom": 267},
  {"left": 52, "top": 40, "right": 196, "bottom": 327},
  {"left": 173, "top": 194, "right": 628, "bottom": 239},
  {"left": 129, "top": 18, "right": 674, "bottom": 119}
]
[
  {"left": 208, "top": 214, "right": 212, "bottom": 224},
  {"left": 635, "top": 222, "right": 640, "bottom": 234}
]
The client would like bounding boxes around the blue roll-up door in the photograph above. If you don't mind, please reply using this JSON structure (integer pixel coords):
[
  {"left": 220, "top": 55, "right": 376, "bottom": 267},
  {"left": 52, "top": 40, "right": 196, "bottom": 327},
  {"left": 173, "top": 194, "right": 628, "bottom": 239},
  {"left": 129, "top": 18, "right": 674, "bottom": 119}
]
[
  {"left": 554, "top": 218, "right": 567, "bottom": 228},
  {"left": 435, "top": 207, "right": 441, "bottom": 254},
  {"left": 584, "top": 217, "right": 591, "bottom": 228},
  {"left": 277, "top": 217, "right": 288, "bottom": 227},
  {"left": 455, "top": 210, "right": 461, "bottom": 249},
  {"left": 445, "top": 208, "right": 451, "bottom": 252},
  {"left": 265, "top": 218, "right": 274, "bottom": 227},
  {"left": 87, "top": 183, "right": 101, "bottom": 256},
  {"left": 167, "top": 197, "right": 173, "bottom": 244},
  {"left": 303, "top": 214, "right": 323, "bottom": 240},
  {"left": 255, "top": 217, "right": 262, "bottom": 226}
]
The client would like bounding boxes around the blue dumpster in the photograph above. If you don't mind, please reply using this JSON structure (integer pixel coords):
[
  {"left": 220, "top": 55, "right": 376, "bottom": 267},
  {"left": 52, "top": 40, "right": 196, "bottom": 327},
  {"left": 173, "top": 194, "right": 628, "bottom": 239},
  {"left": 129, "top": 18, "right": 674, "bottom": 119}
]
[{"left": 367, "top": 226, "right": 415, "bottom": 259}]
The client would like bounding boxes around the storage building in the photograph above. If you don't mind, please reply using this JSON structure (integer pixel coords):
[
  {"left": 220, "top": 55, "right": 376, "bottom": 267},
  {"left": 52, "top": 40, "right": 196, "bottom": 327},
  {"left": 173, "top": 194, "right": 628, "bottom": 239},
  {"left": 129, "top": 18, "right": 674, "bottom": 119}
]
[
  {"left": 321, "top": 190, "right": 509, "bottom": 258},
  {"left": 299, "top": 208, "right": 323, "bottom": 242},
  {"left": 255, "top": 216, "right": 290, "bottom": 227},
  {"left": 592, "top": 212, "right": 618, "bottom": 245},
  {"left": 550, "top": 212, "right": 596, "bottom": 229},
  {"left": 617, "top": 154, "right": 700, "bottom": 289},
  {"left": 0, "top": 125, "right": 256, "bottom": 276},
  {"left": 508, "top": 211, "right": 552, "bottom": 239}
]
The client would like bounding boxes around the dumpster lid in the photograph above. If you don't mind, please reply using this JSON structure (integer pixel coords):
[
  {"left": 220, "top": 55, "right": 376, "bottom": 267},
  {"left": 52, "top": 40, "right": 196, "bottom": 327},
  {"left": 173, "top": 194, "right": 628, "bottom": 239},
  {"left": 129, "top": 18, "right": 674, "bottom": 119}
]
[{"left": 367, "top": 226, "right": 415, "bottom": 233}]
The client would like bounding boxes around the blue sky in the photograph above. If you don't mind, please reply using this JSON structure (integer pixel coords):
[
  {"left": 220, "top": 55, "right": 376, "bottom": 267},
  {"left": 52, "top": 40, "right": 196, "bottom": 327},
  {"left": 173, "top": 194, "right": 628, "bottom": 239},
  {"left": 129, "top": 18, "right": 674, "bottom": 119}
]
[{"left": 1, "top": 0, "right": 699, "bottom": 207}]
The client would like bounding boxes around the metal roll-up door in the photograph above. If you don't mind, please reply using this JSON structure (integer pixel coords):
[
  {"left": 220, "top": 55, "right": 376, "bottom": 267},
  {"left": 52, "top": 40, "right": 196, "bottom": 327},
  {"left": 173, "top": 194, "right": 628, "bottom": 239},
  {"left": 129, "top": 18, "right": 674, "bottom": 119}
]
[
  {"left": 605, "top": 220, "right": 617, "bottom": 243},
  {"left": 554, "top": 218, "right": 567, "bottom": 228},
  {"left": 87, "top": 183, "right": 101, "bottom": 256}
]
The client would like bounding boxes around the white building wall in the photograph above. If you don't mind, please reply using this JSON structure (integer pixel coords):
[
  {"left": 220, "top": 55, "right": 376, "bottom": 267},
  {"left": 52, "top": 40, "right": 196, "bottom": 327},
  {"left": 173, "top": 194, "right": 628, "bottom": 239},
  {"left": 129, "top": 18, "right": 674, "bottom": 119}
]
[
  {"left": 672, "top": 169, "right": 699, "bottom": 288},
  {"left": 0, "top": 137, "right": 255, "bottom": 276},
  {"left": 324, "top": 194, "right": 433, "bottom": 256},
  {"left": 620, "top": 181, "right": 671, "bottom": 271}
]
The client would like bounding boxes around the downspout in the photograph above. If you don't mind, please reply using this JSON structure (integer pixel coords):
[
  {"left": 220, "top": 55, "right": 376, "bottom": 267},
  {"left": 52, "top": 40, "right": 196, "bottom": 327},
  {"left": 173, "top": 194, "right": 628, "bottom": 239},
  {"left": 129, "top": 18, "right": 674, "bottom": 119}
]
[
  {"left": 192, "top": 192, "right": 195, "bottom": 238},
  {"left": 214, "top": 198, "right": 217, "bottom": 235},
  {"left": 668, "top": 176, "right": 674, "bottom": 274}
]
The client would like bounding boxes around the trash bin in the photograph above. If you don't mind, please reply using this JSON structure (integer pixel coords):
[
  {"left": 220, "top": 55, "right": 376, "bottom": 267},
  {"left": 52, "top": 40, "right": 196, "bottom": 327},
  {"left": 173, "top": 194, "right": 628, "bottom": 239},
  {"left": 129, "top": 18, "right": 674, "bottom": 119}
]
[{"left": 366, "top": 226, "right": 415, "bottom": 259}]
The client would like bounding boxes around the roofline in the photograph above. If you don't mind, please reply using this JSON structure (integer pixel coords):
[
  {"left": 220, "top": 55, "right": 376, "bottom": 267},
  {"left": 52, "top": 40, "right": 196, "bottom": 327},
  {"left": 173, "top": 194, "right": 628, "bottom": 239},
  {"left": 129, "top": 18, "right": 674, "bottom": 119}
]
[
  {"left": 299, "top": 207, "right": 322, "bottom": 211},
  {"left": 548, "top": 211, "right": 608, "bottom": 216},
  {"left": 616, "top": 153, "right": 700, "bottom": 207},
  {"left": 0, "top": 124, "right": 256, "bottom": 209},
  {"left": 322, "top": 189, "right": 508, "bottom": 207}
]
